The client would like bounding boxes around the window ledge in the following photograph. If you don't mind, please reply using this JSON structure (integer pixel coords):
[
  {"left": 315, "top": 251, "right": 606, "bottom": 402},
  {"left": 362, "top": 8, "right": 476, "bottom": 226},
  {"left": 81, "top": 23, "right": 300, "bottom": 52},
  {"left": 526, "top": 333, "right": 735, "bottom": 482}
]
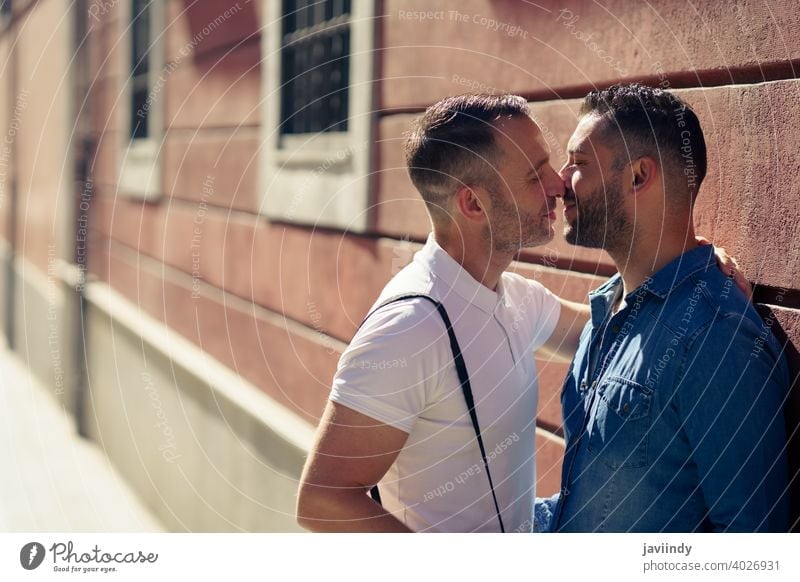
[{"left": 117, "top": 139, "right": 162, "bottom": 201}]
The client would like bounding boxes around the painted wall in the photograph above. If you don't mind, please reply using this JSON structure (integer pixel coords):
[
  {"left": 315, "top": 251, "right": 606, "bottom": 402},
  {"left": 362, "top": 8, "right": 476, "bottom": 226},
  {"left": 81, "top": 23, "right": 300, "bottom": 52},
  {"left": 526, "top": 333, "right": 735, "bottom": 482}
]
[{"left": 3, "top": 0, "right": 797, "bottom": 530}]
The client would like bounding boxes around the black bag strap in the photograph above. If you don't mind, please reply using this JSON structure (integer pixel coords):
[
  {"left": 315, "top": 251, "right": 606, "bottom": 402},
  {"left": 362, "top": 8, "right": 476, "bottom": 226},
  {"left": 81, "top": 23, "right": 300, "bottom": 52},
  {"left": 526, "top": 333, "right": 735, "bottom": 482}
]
[{"left": 361, "top": 293, "right": 505, "bottom": 533}]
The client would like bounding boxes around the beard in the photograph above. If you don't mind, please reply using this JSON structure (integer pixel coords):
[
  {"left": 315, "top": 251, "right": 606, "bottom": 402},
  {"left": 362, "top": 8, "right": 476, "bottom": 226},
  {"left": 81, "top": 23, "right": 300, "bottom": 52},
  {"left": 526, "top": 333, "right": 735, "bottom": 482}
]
[
  {"left": 564, "top": 175, "right": 632, "bottom": 251},
  {"left": 484, "top": 193, "right": 553, "bottom": 254}
]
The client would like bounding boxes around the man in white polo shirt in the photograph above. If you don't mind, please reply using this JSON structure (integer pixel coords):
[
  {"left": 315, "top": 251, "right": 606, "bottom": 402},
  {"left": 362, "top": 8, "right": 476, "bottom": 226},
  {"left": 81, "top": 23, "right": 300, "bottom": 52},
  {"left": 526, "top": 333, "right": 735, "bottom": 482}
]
[{"left": 296, "top": 94, "right": 589, "bottom": 532}]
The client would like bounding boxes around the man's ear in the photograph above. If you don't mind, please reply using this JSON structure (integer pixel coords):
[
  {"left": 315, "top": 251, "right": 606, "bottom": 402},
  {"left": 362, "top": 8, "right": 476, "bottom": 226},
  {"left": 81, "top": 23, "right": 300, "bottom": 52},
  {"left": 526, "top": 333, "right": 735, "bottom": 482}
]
[
  {"left": 453, "top": 184, "right": 488, "bottom": 223},
  {"left": 630, "top": 157, "right": 658, "bottom": 195}
]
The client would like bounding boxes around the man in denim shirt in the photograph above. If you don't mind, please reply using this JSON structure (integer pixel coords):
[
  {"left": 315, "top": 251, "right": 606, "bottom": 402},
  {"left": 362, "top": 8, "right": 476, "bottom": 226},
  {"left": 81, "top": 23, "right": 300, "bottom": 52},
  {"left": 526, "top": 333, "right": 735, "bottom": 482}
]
[{"left": 542, "top": 84, "right": 790, "bottom": 532}]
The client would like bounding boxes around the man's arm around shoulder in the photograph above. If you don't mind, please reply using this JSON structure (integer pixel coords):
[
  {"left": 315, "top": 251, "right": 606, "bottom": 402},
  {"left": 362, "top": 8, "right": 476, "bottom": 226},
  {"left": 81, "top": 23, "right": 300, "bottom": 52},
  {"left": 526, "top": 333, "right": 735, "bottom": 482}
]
[{"left": 537, "top": 297, "right": 589, "bottom": 363}]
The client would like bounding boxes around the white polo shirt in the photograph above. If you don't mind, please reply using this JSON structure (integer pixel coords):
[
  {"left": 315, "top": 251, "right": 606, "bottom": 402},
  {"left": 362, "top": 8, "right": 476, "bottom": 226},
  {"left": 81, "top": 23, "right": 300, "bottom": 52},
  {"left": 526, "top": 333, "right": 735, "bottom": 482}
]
[{"left": 330, "top": 235, "right": 560, "bottom": 532}]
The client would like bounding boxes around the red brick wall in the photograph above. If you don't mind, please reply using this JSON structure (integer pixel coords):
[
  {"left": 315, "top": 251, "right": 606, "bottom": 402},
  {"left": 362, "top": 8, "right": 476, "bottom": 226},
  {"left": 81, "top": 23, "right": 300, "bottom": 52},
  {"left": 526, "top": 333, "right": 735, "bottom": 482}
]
[{"left": 82, "top": 0, "right": 800, "bottom": 514}]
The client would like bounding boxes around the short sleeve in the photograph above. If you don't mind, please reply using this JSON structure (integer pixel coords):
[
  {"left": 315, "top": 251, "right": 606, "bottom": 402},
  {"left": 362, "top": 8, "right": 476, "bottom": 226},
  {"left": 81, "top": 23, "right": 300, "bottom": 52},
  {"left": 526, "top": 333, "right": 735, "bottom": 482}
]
[
  {"left": 502, "top": 273, "right": 562, "bottom": 351},
  {"left": 330, "top": 298, "right": 450, "bottom": 434},
  {"left": 528, "top": 280, "right": 561, "bottom": 351}
]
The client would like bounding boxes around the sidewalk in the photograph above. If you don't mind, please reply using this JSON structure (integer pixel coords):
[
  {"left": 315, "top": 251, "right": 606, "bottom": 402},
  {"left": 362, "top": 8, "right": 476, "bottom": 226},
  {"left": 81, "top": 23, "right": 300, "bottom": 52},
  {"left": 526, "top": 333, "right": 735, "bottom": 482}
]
[{"left": 0, "top": 342, "right": 163, "bottom": 532}]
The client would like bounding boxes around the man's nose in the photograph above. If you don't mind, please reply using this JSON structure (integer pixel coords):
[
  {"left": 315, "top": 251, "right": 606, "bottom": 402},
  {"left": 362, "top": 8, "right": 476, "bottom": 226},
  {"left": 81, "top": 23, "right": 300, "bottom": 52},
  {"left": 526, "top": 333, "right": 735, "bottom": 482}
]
[
  {"left": 557, "top": 164, "right": 573, "bottom": 194},
  {"left": 543, "top": 168, "right": 566, "bottom": 198},
  {"left": 558, "top": 162, "right": 571, "bottom": 183}
]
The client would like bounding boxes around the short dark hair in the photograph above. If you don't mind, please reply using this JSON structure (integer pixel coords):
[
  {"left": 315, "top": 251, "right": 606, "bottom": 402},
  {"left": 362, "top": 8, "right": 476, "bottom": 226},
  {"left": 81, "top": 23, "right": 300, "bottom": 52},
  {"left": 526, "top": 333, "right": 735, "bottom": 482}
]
[
  {"left": 405, "top": 94, "right": 529, "bottom": 221},
  {"left": 580, "top": 83, "right": 707, "bottom": 202}
]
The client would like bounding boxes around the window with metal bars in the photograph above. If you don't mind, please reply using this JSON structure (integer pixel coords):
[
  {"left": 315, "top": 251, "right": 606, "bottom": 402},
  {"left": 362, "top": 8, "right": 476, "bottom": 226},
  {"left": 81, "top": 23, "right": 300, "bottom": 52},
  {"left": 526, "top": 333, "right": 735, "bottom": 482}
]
[
  {"left": 130, "top": 0, "right": 151, "bottom": 140},
  {"left": 119, "top": 0, "right": 162, "bottom": 201},
  {"left": 280, "top": 0, "right": 351, "bottom": 135}
]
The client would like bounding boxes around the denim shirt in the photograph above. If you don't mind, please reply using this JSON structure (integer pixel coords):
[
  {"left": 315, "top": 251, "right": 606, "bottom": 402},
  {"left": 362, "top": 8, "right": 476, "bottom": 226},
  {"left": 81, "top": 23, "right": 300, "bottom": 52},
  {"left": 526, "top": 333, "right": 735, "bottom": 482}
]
[{"left": 551, "top": 245, "right": 790, "bottom": 532}]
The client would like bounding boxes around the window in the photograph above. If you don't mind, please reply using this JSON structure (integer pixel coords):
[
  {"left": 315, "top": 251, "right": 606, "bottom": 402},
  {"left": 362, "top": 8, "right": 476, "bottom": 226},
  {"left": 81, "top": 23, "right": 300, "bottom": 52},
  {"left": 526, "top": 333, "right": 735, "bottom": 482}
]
[
  {"left": 129, "top": 0, "right": 152, "bottom": 140},
  {"left": 279, "top": 0, "right": 350, "bottom": 135},
  {"left": 118, "top": 0, "right": 163, "bottom": 200},
  {"left": 262, "top": 0, "right": 375, "bottom": 231}
]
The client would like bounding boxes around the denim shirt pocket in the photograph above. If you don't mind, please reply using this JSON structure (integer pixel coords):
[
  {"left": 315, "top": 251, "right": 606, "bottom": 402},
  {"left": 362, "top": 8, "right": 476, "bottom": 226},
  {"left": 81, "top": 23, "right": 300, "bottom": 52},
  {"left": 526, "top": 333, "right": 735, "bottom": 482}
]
[{"left": 587, "top": 376, "right": 653, "bottom": 469}]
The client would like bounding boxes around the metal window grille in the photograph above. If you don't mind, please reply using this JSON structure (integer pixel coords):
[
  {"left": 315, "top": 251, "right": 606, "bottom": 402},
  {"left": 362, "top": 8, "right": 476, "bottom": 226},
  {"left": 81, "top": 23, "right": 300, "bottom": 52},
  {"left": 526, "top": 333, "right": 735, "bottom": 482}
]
[
  {"left": 130, "top": 0, "right": 151, "bottom": 140},
  {"left": 280, "top": 0, "right": 351, "bottom": 134}
]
